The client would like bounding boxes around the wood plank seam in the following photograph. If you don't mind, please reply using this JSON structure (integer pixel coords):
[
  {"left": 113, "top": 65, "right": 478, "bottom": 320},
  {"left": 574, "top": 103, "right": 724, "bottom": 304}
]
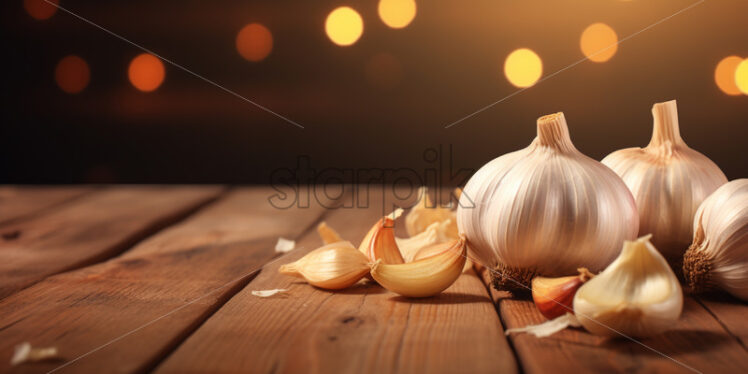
[{"left": 694, "top": 297, "right": 748, "bottom": 352}]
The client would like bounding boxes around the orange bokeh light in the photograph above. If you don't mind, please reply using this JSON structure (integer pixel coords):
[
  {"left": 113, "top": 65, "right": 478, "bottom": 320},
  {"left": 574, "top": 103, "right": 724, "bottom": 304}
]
[
  {"left": 714, "top": 56, "right": 743, "bottom": 96},
  {"left": 236, "top": 23, "right": 273, "bottom": 62},
  {"left": 128, "top": 53, "right": 165, "bottom": 92},
  {"left": 580, "top": 23, "right": 618, "bottom": 63},
  {"left": 55, "top": 55, "right": 90, "bottom": 94},
  {"left": 24, "top": 0, "right": 58, "bottom": 20}
]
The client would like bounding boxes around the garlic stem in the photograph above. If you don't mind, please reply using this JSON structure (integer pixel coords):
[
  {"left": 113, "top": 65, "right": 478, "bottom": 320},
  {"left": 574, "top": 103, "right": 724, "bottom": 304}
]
[
  {"left": 648, "top": 100, "right": 685, "bottom": 148},
  {"left": 535, "top": 113, "right": 577, "bottom": 153}
]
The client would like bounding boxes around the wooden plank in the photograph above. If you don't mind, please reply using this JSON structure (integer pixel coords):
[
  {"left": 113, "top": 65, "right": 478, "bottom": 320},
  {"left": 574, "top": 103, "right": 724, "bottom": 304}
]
[
  {"left": 0, "top": 186, "right": 94, "bottom": 226},
  {"left": 155, "top": 187, "right": 518, "bottom": 374},
  {"left": 478, "top": 268, "right": 748, "bottom": 373},
  {"left": 696, "top": 293, "right": 748, "bottom": 349},
  {"left": 0, "top": 187, "right": 333, "bottom": 374},
  {"left": 0, "top": 186, "right": 223, "bottom": 299}
]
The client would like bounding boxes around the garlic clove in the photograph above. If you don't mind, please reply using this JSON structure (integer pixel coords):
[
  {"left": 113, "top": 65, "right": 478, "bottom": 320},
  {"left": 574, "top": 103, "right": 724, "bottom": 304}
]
[
  {"left": 279, "top": 241, "right": 371, "bottom": 290},
  {"left": 405, "top": 187, "right": 455, "bottom": 237},
  {"left": 602, "top": 100, "right": 727, "bottom": 264},
  {"left": 396, "top": 221, "right": 441, "bottom": 262},
  {"left": 370, "top": 236, "right": 467, "bottom": 298},
  {"left": 573, "top": 235, "right": 683, "bottom": 338},
  {"left": 683, "top": 179, "right": 748, "bottom": 300},
  {"left": 317, "top": 221, "right": 344, "bottom": 245},
  {"left": 532, "top": 268, "right": 594, "bottom": 320},
  {"left": 358, "top": 209, "right": 405, "bottom": 264}
]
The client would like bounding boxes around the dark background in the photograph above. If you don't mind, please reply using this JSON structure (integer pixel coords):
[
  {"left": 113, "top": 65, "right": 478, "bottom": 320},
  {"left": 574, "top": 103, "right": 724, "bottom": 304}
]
[{"left": 2, "top": 0, "right": 747, "bottom": 184}]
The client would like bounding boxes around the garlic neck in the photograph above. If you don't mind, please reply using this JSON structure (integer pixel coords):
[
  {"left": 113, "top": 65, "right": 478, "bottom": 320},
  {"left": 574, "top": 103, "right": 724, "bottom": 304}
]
[
  {"left": 647, "top": 100, "right": 686, "bottom": 149},
  {"left": 535, "top": 112, "right": 577, "bottom": 153}
]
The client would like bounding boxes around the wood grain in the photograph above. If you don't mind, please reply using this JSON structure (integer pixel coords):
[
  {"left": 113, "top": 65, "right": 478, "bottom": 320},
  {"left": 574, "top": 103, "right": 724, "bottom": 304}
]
[
  {"left": 695, "top": 293, "right": 748, "bottom": 350},
  {"left": 0, "top": 186, "right": 223, "bottom": 299},
  {"left": 0, "top": 186, "right": 94, "bottom": 226},
  {"left": 0, "top": 187, "right": 333, "bottom": 374},
  {"left": 156, "top": 187, "right": 518, "bottom": 374},
  {"left": 478, "top": 268, "right": 748, "bottom": 373}
]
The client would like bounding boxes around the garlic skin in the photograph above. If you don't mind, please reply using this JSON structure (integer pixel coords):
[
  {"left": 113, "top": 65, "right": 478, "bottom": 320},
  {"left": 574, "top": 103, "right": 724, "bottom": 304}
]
[
  {"left": 457, "top": 113, "right": 639, "bottom": 289},
  {"left": 602, "top": 100, "right": 727, "bottom": 262},
  {"left": 573, "top": 235, "right": 683, "bottom": 338},
  {"left": 279, "top": 241, "right": 370, "bottom": 290},
  {"left": 683, "top": 179, "right": 748, "bottom": 300}
]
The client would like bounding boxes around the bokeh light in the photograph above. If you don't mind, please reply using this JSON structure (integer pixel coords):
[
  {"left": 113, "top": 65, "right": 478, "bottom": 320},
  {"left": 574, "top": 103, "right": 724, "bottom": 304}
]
[
  {"left": 735, "top": 59, "right": 748, "bottom": 95},
  {"left": 24, "top": 0, "right": 58, "bottom": 20},
  {"left": 128, "top": 53, "right": 165, "bottom": 92},
  {"left": 714, "top": 56, "right": 744, "bottom": 96},
  {"left": 236, "top": 23, "right": 273, "bottom": 62},
  {"left": 325, "top": 7, "right": 364, "bottom": 46},
  {"left": 55, "top": 55, "right": 90, "bottom": 94},
  {"left": 580, "top": 23, "right": 618, "bottom": 62},
  {"left": 504, "top": 48, "right": 542, "bottom": 88},
  {"left": 378, "top": 0, "right": 416, "bottom": 29},
  {"left": 365, "top": 53, "right": 403, "bottom": 90}
]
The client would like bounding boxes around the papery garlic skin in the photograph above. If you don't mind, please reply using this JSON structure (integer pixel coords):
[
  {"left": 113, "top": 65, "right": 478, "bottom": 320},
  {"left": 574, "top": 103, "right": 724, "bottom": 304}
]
[
  {"left": 457, "top": 113, "right": 639, "bottom": 289},
  {"left": 602, "top": 100, "right": 727, "bottom": 262},
  {"left": 683, "top": 179, "right": 748, "bottom": 300},
  {"left": 573, "top": 235, "right": 683, "bottom": 338}
]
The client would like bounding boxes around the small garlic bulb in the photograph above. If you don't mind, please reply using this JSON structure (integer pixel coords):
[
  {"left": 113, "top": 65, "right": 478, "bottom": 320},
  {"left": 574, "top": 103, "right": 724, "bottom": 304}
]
[
  {"left": 683, "top": 179, "right": 748, "bottom": 300},
  {"left": 602, "top": 100, "right": 727, "bottom": 263},
  {"left": 457, "top": 113, "right": 639, "bottom": 289},
  {"left": 573, "top": 235, "right": 683, "bottom": 338}
]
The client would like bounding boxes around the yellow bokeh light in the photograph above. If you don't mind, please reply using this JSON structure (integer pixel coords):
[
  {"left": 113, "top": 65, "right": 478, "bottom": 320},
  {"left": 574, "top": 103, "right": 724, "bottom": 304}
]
[
  {"left": 325, "top": 7, "right": 364, "bottom": 46},
  {"left": 580, "top": 23, "right": 618, "bottom": 62},
  {"left": 378, "top": 0, "right": 416, "bottom": 29},
  {"left": 714, "top": 56, "right": 744, "bottom": 96},
  {"left": 735, "top": 59, "right": 748, "bottom": 95},
  {"left": 504, "top": 48, "right": 542, "bottom": 88}
]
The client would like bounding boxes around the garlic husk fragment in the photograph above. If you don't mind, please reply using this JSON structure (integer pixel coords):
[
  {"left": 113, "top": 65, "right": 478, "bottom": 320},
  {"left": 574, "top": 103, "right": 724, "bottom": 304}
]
[
  {"left": 358, "top": 209, "right": 405, "bottom": 264},
  {"left": 573, "top": 235, "right": 683, "bottom": 338},
  {"left": 370, "top": 236, "right": 467, "bottom": 298},
  {"left": 279, "top": 241, "right": 370, "bottom": 290},
  {"left": 457, "top": 112, "right": 639, "bottom": 290},
  {"left": 602, "top": 100, "right": 727, "bottom": 263},
  {"left": 11, "top": 342, "right": 58, "bottom": 366},
  {"left": 317, "top": 222, "right": 344, "bottom": 245},
  {"left": 405, "top": 187, "right": 457, "bottom": 237},
  {"left": 275, "top": 237, "right": 295, "bottom": 253},
  {"left": 505, "top": 313, "right": 581, "bottom": 338},
  {"left": 683, "top": 179, "right": 748, "bottom": 300}
]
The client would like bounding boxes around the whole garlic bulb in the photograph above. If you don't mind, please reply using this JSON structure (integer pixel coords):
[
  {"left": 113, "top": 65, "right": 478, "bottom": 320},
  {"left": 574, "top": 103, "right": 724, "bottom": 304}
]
[
  {"left": 683, "top": 179, "right": 748, "bottom": 300},
  {"left": 602, "top": 100, "right": 727, "bottom": 262},
  {"left": 457, "top": 113, "right": 639, "bottom": 290},
  {"left": 573, "top": 235, "right": 683, "bottom": 338}
]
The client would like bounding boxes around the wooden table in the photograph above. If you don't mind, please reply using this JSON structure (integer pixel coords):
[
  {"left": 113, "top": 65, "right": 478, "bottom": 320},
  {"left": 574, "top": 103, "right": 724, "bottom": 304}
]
[{"left": 0, "top": 186, "right": 745, "bottom": 374}]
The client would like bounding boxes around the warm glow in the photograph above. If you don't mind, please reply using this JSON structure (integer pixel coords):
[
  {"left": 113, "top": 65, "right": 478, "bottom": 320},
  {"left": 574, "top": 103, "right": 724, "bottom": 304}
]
[
  {"left": 734, "top": 59, "right": 748, "bottom": 95},
  {"left": 378, "top": 0, "right": 416, "bottom": 29},
  {"left": 128, "top": 54, "right": 165, "bottom": 92},
  {"left": 55, "top": 55, "right": 90, "bottom": 94},
  {"left": 236, "top": 23, "right": 273, "bottom": 62},
  {"left": 365, "top": 53, "right": 403, "bottom": 90},
  {"left": 580, "top": 23, "right": 618, "bottom": 62},
  {"left": 24, "top": 0, "right": 58, "bottom": 20},
  {"left": 325, "top": 7, "right": 363, "bottom": 46},
  {"left": 714, "top": 56, "right": 744, "bottom": 96},
  {"left": 504, "top": 48, "right": 542, "bottom": 88}
]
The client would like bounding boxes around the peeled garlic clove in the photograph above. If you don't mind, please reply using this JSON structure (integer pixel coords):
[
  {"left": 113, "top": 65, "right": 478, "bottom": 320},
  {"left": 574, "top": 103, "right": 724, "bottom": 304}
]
[
  {"left": 573, "top": 235, "right": 683, "bottom": 338},
  {"left": 532, "top": 268, "right": 594, "bottom": 320},
  {"left": 602, "top": 100, "right": 727, "bottom": 263},
  {"left": 457, "top": 112, "right": 639, "bottom": 290},
  {"left": 683, "top": 179, "right": 748, "bottom": 300},
  {"left": 358, "top": 209, "right": 405, "bottom": 264},
  {"left": 405, "top": 187, "right": 454, "bottom": 237},
  {"left": 279, "top": 241, "right": 370, "bottom": 290},
  {"left": 317, "top": 221, "right": 343, "bottom": 245},
  {"left": 370, "top": 236, "right": 467, "bottom": 298}
]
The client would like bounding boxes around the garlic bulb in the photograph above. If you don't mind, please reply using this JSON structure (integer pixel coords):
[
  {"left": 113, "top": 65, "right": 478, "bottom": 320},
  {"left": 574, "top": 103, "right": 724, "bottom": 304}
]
[
  {"left": 602, "top": 100, "right": 727, "bottom": 263},
  {"left": 683, "top": 179, "right": 748, "bottom": 300},
  {"left": 457, "top": 112, "right": 639, "bottom": 290},
  {"left": 573, "top": 235, "right": 683, "bottom": 338}
]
